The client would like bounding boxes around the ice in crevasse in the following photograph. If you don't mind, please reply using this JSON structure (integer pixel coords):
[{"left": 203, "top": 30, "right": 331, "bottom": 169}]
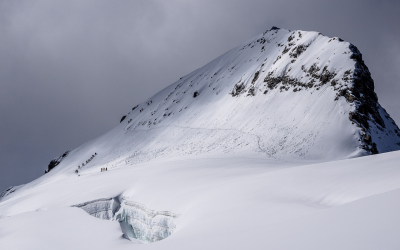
[
  {"left": 72, "top": 198, "right": 119, "bottom": 220},
  {"left": 72, "top": 197, "right": 179, "bottom": 243}
]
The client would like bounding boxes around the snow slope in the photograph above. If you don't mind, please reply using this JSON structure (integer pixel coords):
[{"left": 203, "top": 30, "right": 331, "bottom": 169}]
[
  {"left": 1, "top": 27, "right": 400, "bottom": 249},
  {"left": 1, "top": 152, "right": 400, "bottom": 249}
]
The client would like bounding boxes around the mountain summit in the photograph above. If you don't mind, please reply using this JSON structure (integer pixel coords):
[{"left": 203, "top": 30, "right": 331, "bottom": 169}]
[{"left": 60, "top": 27, "right": 399, "bottom": 167}]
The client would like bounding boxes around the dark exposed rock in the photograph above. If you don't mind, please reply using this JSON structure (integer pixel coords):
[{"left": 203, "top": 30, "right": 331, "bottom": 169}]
[
  {"left": 263, "top": 63, "right": 336, "bottom": 93},
  {"left": 273, "top": 55, "right": 282, "bottom": 64},
  {"left": 364, "top": 134, "right": 371, "bottom": 143},
  {"left": 308, "top": 63, "right": 320, "bottom": 77},
  {"left": 193, "top": 91, "right": 199, "bottom": 98},
  {"left": 337, "top": 44, "right": 394, "bottom": 154},
  {"left": 247, "top": 86, "right": 256, "bottom": 96},
  {"left": 349, "top": 111, "right": 369, "bottom": 129},
  {"left": 282, "top": 46, "right": 290, "bottom": 54},
  {"left": 289, "top": 45, "right": 308, "bottom": 58},
  {"left": 287, "top": 33, "right": 295, "bottom": 42},
  {"left": 230, "top": 82, "right": 246, "bottom": 96},
  {"left": 345, "top": 45, "right": 384, "bottom": 128},
  {"left": 342, "top": 70, "right": 352, "bottom": 82},
  {"left": 46, "top": 150, "right": 71, "bottom": 173},
  {"left": 370, "top": 143, "right": 379, "bottom": 154},
  {"left": 252, "top": 71, "right": 260, "bottom": 84},
  {"left": 120, "top": 116, "right": 127, "bottom": 123},
  {"left": 264, "top": 74, "right": 282, "bottom": 89},
  {"left": 320, "top": 66, "right": 336, "bottom": 84}
]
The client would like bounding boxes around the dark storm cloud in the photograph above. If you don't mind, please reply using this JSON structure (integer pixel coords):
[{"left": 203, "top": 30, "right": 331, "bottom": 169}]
[{"left": 1, "top": 0, "right": 399, "bottom": 191}]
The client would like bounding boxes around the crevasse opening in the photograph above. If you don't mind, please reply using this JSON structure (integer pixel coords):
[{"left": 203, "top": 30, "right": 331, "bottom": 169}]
[{"left": 72, "top": 197, "right": 179, "bottom": 243}]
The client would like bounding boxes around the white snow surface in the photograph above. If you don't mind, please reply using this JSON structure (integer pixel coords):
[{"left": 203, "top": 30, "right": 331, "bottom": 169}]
[{"left": 1, "top": 28, "right": 400, "bottom": 249}]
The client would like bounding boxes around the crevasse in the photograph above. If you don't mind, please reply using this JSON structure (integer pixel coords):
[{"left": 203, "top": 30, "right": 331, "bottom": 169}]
[{"left": 72, "top": 197, "right": 179, "bottom": 243}]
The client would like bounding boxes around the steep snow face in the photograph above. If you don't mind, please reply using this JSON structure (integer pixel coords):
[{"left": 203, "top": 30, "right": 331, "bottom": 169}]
[
  {"left": 52, "top": 27, "right": 399, "bottom": 171},
  {"left": 72, "top": 197, "right": 179, "bottom": 243}
]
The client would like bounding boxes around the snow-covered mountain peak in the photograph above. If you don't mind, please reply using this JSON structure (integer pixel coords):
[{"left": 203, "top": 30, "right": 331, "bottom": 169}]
[
  {"left": 95, "top": 27, "right": 399, "bottom": 164},
  {"left": 18, "top": 28, "right": 400, "bottom": 176}
]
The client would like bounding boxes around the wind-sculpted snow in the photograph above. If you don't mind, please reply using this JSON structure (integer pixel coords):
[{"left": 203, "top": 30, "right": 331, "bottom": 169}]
[{"left": 73, "top": 197, "right": 179, "bottom": 243}]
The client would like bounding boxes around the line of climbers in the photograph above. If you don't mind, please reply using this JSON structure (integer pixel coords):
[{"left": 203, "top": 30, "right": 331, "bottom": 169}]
[
  {"left": 75, "top": 152, "right": 97, "bottom": 175},
  {"left": 101, "top": 167, "right": 108, "bottom": 172}
]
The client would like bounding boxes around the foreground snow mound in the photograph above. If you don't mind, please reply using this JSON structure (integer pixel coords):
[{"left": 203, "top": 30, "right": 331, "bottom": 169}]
[{"left": 1, "top": 152, "right": 400, "bottom": 249}]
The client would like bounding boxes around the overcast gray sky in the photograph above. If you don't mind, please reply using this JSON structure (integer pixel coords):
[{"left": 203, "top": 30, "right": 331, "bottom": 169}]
[{"left": 1, "top": 0, "right": 399, "bottom": 191}]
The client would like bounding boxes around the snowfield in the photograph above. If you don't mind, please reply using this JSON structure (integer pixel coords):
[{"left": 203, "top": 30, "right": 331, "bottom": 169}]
[
  {"left": 1, "top": 27, "right": 400, "bottom": 249},
  {"left": 1, "top": 153, "right": 400, "bottom": 249}
]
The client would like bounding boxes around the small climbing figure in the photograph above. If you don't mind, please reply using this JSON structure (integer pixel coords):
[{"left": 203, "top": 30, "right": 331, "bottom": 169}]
[{"left": 75, "top": 170, "right": 78, "bottom": 174}]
